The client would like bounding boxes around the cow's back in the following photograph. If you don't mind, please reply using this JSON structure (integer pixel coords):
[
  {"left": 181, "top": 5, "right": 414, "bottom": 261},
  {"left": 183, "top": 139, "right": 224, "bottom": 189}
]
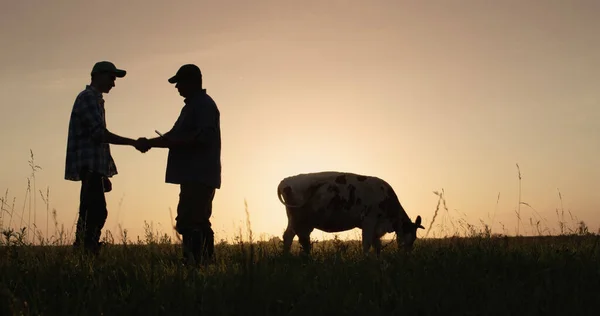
[
  {"left": 278, "top": 171, "right": 352, "bottom": 207},
  {"left": 286, "top": 172, "right": 399, "bottom": 232}
]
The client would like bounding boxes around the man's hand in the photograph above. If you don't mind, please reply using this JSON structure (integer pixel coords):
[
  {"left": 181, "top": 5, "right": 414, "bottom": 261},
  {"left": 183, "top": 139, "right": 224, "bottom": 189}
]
[
  {"left": 135, "top": 137, "right": 151, "bottom": 153},
  {"left": 102, "top": 177, "right": 112, "bottom": 193}
]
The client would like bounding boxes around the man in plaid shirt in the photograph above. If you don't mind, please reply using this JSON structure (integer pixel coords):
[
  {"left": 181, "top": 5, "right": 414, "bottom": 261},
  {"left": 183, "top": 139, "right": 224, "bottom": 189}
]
[{"left": 65, "top": 61, "right": 146, "bottom": 255}]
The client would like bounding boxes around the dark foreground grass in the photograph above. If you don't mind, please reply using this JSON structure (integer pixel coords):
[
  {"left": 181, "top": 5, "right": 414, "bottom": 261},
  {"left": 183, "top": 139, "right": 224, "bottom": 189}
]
[{"left": 1, "top": 235, "right": 600, "bottom": 315}]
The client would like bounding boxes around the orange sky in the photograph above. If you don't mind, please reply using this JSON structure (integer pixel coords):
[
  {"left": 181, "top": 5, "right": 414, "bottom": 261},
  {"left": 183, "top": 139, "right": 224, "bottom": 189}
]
[{"left": 1, "top": 0, "right": 599, "bottom": 243}]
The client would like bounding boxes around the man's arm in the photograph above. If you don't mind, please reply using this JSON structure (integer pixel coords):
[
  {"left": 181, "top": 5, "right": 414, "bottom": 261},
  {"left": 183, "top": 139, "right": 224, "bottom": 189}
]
[
  {"left": 75, "top": 93, "right": 136, "bottom": 147},
  {"left": 104, "top": 129, "right": 136, "bottom": 146},
  {"left": 145, "top": 105, "right": 218, "bottom": 149},
  {"left": 144, "top": 132, "right": 198, "bottom": 149},
  {"left": 139, "top": 126, "right": 177, "bottom": 148}
]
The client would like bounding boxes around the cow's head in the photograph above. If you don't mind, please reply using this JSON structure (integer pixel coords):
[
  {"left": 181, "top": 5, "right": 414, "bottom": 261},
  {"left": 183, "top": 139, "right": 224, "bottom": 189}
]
[{"left": 397, "top": 215, "right": 425, "bottom": 252}]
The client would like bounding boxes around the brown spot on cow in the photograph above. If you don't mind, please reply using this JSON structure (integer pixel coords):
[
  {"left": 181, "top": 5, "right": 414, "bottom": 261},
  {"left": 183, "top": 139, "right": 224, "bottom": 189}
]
[
  {"left": 307, "top": 183, "right": 324, "bottom": 196},
  {"left": 335, "top": 175, "right": 347, "bottom": 184},
  {"left": 301, "top": 183, "right": 326, "bottom": 204},
  {"left": 363, "top": 206, "right": 372, "bottom": 217},
  {"left": 357, "top": 175, "right": 367, "bottom": 182},
  {"left": 347, "top": 184, "right": 357, "bottom": 208},
  {"left": 327, "top": 184, "right": 340, "bottom": 194},
  {"left": 327, "top": 193, "right": 345, "bottom": 212},
  {"left": 378, "top": 185, "right": 402, "bottom": 220}
]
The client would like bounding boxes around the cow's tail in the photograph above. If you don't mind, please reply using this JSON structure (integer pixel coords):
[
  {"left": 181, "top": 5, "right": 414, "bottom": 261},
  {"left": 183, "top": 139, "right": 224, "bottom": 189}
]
[
  {"left": 277, "top": 179, "right": 325, "bottom": 208},
  {"left": 277, "top": 180, "right": 305, "bottom": 208},
  {"left": 276, "top": 181, "right": 289, "bottom": 205}
]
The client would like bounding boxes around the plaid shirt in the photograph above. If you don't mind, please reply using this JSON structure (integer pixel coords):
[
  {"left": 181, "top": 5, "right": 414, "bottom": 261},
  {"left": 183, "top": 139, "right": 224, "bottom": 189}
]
[{"left": 64, "top": 85, "right": 117, "bottom": 181}]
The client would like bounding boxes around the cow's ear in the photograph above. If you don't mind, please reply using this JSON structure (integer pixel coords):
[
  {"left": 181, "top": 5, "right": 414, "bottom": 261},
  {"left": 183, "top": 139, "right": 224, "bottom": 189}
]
[
  {"left": 415, "top": 215, "right": 422, "bottom": 226},
  {"left": 415, "top": 216, "right": 425, "bottom": 229}
]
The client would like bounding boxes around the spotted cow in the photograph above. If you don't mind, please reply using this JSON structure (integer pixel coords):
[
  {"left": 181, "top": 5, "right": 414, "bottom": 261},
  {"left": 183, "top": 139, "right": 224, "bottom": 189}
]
[{"left": 277, "top": 171, "right": 425, "bottom": 256}]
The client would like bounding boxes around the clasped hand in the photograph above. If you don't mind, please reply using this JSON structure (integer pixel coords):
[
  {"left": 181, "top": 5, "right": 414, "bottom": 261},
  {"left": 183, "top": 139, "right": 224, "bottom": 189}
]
[{"left": 135, "top": 137, "right": 151, "bottom": 153}]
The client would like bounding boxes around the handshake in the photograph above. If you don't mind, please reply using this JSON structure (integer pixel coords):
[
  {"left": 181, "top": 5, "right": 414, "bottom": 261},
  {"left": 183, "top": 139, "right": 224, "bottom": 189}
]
[{"left": 134, "top": 137, "right": 151, "bottom": 153}]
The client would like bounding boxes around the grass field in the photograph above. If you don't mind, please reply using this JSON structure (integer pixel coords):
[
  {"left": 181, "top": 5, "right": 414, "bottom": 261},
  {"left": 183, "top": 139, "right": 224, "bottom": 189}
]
[
  {"left": 1, "top": 227, "right": 599, "bottom": 315},
  {"left": 1, "top": 153, "right": 599, "bottom": 315}
]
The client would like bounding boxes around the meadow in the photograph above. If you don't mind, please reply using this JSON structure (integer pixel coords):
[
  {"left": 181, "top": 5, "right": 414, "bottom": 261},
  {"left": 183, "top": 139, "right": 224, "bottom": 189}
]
[{"left": 1, "top": 152, "right": 599, "bottom": 315}]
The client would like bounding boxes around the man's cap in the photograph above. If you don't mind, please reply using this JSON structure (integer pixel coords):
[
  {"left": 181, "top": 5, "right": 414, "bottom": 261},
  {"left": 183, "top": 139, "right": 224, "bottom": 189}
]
[
  {"left": 168, "top": 64, "right": 202, "bottom": 84},
  {"left": 91, "top": 61, "right": 126, "bottom": 78}
]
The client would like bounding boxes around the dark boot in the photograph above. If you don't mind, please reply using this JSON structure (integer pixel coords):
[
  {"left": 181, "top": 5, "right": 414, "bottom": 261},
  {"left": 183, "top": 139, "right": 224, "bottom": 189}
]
[
  {"left": 190, "top": 228, "right": 215, "bottom": 265},
  {"left": 190, "top": 230, "right": 205, "bottom": 265},
  {"left": 181, "top": 233, "right": 196, "bottom": 266},
  {"left": 202, "top": 227, "right": 215, "bottom": 263}
]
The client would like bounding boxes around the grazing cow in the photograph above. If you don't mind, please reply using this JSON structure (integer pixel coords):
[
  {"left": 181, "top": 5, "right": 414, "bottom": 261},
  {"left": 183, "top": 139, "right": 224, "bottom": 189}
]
[{"left": 277, "top": 171, "right": 425, "bottom": 256}]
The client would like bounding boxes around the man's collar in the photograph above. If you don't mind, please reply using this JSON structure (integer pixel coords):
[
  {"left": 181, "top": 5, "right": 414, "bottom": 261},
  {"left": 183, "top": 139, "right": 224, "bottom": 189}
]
[
  {"left": 86, "top": 85, "right": 103, "bottom": 97},
  {"left": 184, "top": 89, "right": 207, "bottom": 104}
]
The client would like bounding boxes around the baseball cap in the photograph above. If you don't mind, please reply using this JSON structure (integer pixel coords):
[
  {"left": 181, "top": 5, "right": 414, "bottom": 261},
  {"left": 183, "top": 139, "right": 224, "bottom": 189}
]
[
  {"left": 168, "top": 64, "right": 202, "bottom": 84},
  {"left": 91, "top": 61, "right": 126, "bottom": 78}
]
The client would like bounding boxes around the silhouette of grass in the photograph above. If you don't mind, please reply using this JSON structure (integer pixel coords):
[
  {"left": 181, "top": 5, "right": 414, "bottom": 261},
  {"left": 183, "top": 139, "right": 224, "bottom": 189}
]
[
  {"left": 1, "top": 152, "right": 599, "bottom": 314},
  {"left": 1, "top": 232, "right": 598, "bottom": 314}
]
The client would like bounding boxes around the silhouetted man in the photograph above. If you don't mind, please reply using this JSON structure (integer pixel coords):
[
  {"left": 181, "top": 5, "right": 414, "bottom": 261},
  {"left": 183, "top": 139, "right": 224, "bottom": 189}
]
[
  {"left": 138, "top": 64, "right": 221, "bottom": 265},
  {"left": 65, "top": 61, "right": 147, "bottom": 255}
]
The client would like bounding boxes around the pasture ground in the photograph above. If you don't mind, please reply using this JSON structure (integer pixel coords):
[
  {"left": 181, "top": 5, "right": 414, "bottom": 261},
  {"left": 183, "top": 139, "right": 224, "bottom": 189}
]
[{"left": 1, "top": 234, "right": 599, "bottom": 315}]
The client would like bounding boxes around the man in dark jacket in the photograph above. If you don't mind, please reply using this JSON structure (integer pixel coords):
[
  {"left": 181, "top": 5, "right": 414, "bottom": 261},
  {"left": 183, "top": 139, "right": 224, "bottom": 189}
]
[{"left": 138, "top": 64, "right": 221, "bottom": 265}]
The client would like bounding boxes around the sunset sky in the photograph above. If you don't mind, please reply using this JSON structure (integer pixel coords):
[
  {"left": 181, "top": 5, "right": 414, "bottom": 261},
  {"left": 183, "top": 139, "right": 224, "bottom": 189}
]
[{"left": 1, "top": 0, "right": 598, "bottom": 243}]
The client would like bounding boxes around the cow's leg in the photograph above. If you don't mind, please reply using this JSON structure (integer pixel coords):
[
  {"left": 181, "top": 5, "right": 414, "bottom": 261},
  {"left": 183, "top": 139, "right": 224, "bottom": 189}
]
[
  {"left": 373, "top": 237, "right": 383, "bottom": 257},
  {"left": 296, "top": 229, "right": 313, "bottom": 255},
  {"left": 361, "top": 223, "right": 375, "bottom": 255},
  {"left": 282, "top": 207, "right": 297, "bottom": 254},
  {"left": 282, "top": 224, "right": 295, "bottom": 254}
]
